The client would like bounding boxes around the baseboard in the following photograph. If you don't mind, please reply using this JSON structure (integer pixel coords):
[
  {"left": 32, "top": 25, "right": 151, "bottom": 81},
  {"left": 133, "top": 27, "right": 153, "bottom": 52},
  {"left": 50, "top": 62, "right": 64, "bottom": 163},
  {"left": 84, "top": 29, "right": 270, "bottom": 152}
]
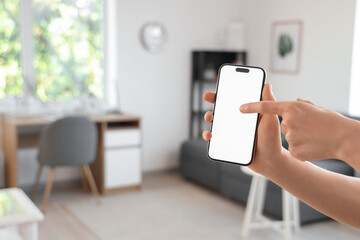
[
  {"left": 20, "top": 179, "right": 82, "bottom": 194},
  {"left": 143, "top": 167, "right": 179, "bottom": 176}
]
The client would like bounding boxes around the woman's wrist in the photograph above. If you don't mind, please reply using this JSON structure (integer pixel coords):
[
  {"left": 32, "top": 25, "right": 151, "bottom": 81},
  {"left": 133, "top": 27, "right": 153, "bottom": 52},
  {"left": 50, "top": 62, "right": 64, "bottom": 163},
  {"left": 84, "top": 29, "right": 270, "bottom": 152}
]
[
  {"left": 260, "top": 149, "right": 294, "bottom": 180},
  {"left": 336, "top": 117, "right": 360, "bottom": 168}
]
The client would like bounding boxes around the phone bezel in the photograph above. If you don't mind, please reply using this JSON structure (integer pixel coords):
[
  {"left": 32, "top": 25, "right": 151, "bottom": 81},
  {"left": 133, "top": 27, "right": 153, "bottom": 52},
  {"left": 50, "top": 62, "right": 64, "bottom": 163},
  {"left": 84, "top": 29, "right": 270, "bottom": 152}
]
[{"left": 207, "top": 64, "right": 266, "bottom": 166}]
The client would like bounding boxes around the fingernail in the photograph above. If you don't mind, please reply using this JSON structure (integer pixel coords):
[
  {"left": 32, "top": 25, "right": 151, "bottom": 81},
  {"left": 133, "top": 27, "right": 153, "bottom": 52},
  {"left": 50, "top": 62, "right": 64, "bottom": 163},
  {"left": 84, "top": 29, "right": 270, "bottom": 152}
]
[
  {"left": 202, "top": 131, "right": 208, "bottom": 140},
  {"left": 240, "top": 104, "right": 248, "bottom": 113}
]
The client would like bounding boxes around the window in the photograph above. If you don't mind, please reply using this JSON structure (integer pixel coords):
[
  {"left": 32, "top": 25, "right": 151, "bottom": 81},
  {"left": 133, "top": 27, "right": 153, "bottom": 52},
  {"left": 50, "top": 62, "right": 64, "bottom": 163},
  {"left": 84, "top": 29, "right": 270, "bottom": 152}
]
[
  {"left": 0, "top": 0, "right": 104, "bottom": 101},
  {"left": 33, "top": 0, "right": 103, "bottom": 101},
  {"left": 0, "top": 0, "right": 23, "bottom": 98}
]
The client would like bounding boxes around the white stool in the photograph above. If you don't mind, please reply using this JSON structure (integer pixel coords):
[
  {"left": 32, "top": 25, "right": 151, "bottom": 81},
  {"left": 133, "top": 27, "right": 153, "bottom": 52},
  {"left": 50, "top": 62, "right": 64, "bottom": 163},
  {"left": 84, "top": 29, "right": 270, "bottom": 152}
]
[{"left": 240, "top": 167, "right": 300, "bottom": 240}]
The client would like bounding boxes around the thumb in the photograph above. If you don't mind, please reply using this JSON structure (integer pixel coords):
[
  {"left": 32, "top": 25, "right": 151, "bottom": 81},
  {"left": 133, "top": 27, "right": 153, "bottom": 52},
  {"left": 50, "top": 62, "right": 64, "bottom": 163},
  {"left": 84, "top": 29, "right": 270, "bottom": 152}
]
[{"left": 262, "top": 83, "right": 276, "bottom": 102}]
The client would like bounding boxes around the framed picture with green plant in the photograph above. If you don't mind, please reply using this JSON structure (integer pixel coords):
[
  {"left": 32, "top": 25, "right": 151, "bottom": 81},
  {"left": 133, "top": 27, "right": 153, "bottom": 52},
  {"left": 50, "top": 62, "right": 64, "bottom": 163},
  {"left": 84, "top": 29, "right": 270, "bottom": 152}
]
[{"left": 270, "top": 20, "right": 303, "bottom": 73}]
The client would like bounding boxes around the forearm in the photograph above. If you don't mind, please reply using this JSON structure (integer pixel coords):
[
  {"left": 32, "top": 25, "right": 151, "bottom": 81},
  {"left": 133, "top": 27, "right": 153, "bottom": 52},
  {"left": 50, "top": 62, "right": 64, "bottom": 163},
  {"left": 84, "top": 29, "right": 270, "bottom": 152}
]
[{"left": 263, "top": 150, "right": 360, "bottom": 228}]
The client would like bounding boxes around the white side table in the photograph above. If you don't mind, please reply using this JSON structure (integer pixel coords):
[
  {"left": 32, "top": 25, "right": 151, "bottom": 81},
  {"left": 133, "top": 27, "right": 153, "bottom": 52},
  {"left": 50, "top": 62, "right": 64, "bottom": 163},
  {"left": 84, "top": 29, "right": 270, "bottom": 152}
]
[
  {"left": 0, "top": 188, "right": 44, "bottom": 240},
  {"left": 240, "top": 167, "right": 300, "bottom": 240}
]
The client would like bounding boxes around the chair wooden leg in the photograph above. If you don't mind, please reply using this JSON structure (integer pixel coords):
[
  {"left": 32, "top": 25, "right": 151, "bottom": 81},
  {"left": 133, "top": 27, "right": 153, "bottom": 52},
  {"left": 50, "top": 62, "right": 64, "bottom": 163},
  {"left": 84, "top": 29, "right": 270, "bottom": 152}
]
[
  {"left": 79, "top": 167, "right": 89, "bottom": 191},
  {"left": 41, "top": 167, "right": 55, "bottom": 213},
  {"left": 31, "top": 166, "right": 43, "bottom": 201},
  {"left": 82, "top": 165, "right": 101, "bottom": 204}
]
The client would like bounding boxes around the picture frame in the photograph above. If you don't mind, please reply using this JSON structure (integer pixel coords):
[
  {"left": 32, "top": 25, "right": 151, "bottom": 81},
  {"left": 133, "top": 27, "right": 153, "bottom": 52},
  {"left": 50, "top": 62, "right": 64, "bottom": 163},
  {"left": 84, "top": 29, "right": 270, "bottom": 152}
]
[{"left": 270, "top": 20, "right": 303, "bottom": 74}]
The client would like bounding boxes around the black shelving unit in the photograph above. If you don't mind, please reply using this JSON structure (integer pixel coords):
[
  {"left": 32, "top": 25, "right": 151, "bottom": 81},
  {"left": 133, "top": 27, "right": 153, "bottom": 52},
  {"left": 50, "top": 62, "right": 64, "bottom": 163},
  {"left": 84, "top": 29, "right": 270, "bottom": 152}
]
[{"left": 190, "top": 50, "right": 247, "bottom": 138}]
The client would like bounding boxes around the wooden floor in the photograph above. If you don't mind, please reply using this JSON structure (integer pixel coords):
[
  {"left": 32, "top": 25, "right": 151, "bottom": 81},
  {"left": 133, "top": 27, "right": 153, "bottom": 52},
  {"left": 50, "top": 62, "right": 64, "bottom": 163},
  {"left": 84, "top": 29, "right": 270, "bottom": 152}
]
[{"left": 29, "top": 171, "right": 360, "bottom": 240}]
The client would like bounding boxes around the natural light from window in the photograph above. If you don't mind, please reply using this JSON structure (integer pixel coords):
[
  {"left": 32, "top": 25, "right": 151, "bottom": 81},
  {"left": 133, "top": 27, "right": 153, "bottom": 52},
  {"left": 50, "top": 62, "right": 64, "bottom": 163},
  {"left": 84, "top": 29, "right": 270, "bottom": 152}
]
[
  {"left": 33, "top": 0, "right": 103, "bottom": 101},
  {"left": 0, "top": 0, "right": 103, "bottom": 102},
  {"left": 0, "top": 0, "right": 23, "bottom": 98}
]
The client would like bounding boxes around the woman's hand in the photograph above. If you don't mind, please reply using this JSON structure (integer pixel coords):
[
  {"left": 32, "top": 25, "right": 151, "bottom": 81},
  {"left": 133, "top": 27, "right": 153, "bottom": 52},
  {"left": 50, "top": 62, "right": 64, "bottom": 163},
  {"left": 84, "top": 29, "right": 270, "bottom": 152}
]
[
  {"left": 240, "top": 98, "right": 360, "bottom": 164},
  {"left": 204, "top": 84, "right": 360, "bottom": 228},
  {"left": 202, "top": 83, "right": 286, "bottom": 174}
]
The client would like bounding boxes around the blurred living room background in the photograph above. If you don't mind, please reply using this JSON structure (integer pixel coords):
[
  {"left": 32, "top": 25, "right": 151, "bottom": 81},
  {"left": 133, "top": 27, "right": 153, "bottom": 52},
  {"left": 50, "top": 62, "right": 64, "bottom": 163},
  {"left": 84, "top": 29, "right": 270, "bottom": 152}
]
[{"left": 0, "top": 0, "right": 360, "bottom": 239}]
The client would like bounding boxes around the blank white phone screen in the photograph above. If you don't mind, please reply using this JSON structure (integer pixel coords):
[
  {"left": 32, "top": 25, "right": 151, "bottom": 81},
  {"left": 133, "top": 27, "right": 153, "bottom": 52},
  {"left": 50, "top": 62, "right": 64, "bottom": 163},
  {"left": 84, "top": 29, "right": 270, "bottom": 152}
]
[{"left": 208, "top": 65, "right": 265, "bottom": 165}]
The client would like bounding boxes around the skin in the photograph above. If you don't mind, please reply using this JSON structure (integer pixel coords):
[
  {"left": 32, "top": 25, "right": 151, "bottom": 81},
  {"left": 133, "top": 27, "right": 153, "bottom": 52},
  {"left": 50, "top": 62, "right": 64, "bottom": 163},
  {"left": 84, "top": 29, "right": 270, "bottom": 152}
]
[{"left": 203, "top": 83, "right": 360, "bottom": 228}]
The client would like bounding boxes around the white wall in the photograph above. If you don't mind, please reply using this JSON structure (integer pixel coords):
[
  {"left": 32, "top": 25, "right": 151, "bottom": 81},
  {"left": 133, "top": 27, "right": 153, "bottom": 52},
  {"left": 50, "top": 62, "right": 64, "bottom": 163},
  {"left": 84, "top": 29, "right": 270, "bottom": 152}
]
[
  {"left": 238, "top": 0, "right": 357, "bottom": 112},
  {"left": 116, "top": 0, "right": 244, "bottom": 171},
  {"left": 349, "top": 0, "right": 360, "bottom": 116}
]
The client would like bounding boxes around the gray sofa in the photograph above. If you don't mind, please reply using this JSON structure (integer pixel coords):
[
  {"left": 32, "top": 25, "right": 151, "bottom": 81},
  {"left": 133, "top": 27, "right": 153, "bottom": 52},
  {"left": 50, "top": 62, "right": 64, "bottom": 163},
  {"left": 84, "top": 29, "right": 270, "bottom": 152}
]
[{"left": 180, "top": 138, "right": 355, "bottom": 224}]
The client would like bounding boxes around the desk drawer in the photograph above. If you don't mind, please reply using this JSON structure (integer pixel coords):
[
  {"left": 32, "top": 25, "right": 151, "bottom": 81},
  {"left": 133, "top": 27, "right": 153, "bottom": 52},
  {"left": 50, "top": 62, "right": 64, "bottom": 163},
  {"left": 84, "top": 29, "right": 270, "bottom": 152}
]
[
  {"left": 104, "top": 129, "right": 141, "bottom": 148},
  {"left": 104, "top": 148, "right": 141, "bottom": 188}
]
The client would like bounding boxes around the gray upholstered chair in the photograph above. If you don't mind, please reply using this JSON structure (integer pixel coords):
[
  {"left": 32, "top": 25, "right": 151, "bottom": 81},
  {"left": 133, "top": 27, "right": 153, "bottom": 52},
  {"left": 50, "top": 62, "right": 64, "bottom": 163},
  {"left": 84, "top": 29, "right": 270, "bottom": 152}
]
[{"left": 32, "top": 116, "right": 101, "bottom": 212}]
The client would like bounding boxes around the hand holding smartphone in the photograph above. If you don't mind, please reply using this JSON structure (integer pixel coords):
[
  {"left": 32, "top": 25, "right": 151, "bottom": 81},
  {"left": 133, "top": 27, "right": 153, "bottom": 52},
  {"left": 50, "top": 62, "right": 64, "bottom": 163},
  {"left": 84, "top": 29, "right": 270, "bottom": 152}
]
[{"left": 207, "top": 64, "right": 266, "bottom": 165}]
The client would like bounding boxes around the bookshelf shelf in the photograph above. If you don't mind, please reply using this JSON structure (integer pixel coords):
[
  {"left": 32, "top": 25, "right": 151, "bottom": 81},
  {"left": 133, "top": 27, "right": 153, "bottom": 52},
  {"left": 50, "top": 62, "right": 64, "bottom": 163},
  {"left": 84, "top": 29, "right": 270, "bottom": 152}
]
[{"left": 190, "top": 50, "right": 247, "bottom": 138}]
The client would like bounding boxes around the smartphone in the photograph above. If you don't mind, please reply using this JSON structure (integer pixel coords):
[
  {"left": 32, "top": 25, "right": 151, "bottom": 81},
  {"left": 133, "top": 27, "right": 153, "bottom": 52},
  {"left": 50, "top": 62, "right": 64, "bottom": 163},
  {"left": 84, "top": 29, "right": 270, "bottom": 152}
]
[{"left": 207, "top": 64, "right": 266, "bottom": 165}]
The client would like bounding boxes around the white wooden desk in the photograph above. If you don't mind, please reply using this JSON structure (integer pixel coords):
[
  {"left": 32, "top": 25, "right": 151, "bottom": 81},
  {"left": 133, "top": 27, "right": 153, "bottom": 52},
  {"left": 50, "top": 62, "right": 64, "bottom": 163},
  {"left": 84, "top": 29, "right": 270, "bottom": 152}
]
[{"left": 1, "top": 113, "right": 142, "bottom": 194}]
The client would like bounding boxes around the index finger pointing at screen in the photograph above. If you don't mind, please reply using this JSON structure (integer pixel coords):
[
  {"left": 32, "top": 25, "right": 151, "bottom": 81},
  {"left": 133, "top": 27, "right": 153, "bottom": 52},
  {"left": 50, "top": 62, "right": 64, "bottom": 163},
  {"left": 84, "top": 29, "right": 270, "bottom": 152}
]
[{"left": 239, "top": 101, "right": 288, "bottom": 115}]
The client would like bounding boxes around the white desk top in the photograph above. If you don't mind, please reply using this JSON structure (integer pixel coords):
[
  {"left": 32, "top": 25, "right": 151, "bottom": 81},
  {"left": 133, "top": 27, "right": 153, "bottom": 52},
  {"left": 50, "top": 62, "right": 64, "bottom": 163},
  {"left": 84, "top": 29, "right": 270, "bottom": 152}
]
[{"left": 0, "top": 188, "right": 44, "bottom": 227}]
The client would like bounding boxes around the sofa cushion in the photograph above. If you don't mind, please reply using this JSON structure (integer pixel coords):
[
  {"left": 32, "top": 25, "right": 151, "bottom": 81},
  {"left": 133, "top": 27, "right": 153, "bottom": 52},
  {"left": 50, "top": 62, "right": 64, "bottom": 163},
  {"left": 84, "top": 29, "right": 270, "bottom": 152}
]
[
  {"left": 312, "top": 159, "right": 354, "bottom": 176},
  {"left": 219, "top": 162, "right": 253, "bottom": 203},
  {"left": 180, "top": 139, "right": 219, "bottom": 190}
]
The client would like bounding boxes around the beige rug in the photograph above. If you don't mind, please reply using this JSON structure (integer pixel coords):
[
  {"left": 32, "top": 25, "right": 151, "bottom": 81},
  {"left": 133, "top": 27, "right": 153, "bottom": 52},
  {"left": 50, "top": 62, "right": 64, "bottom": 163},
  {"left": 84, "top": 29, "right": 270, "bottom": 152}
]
[{"left": 38, "top": 172, "right": 360, "bottom": 240}]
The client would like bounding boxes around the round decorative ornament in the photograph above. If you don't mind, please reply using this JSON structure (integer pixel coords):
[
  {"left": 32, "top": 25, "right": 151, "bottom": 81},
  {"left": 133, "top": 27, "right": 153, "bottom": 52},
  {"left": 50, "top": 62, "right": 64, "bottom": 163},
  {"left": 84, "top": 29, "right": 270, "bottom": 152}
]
[{"left": 140, "top": 22, "right": 167, "bottom": 53}]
